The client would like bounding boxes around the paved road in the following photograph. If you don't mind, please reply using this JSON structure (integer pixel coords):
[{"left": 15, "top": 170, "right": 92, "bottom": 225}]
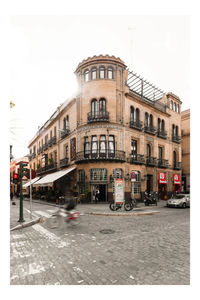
[{"left": 10, "top": 199, "right": 190, "bottom": 285}]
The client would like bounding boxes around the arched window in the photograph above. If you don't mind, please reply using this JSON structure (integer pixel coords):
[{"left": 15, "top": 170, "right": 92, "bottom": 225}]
[
  {"left": 161, "top": 119, "right": 165, "bottom": 131},
  {"left": 108, "top": 67, "right": 113, "bottom": 79},
  {"left": 175, "top": 126, "right": 179, "bottom": 137},
  {"left": 84, "top": 69, "right": 89, "bottom": 82},
  {"left": 130, "top": 106, "right": 134, "bottom": 122},
  {"left": 108, "top": 135, "right": 115, "bottom": 156},
  {"left": 99, "top": 98, "right": 106, "bottom": 113},
  {"left": 63, "top": 115, "right": 69, "bottom": 129},
  {"left": 170, "top": 100, "right": 173, "bottom": 110},
  {"left": 174, "top": 102, "right": 176, "bottom": 112},
  {"left": 136, "top": 108, "right": 140, "bottom": 122},
  {"left": 158, "top": 118, "right": 161, "bottom": 131},
  {"left": 145, "top": 112, "right": 149, "bottom": 126},
  {"left": 177, "top": 104, "right": 179, "bottom": 113},
  {"left": 150, "top": 114, "right": 153, "bottom": 127},
  {"left": 99, "top": 66, "right": 105, "bottom": 79},
  {"left": 91, "top": 99, "right": 98, "bottom": 117},
  {"left": 91, "top": 67, "right": 97, "bottom": 80},
  {"left": 172, "top": 124, "right": 176, "bottom": 137}
]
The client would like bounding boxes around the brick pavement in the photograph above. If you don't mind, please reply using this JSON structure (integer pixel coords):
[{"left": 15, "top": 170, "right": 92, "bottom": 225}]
[{"left": 10, "top": 198, "right": 190, "bottom": 285}]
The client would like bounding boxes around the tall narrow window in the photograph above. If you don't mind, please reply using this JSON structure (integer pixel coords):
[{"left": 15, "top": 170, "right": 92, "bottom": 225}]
[
  {"left": 176, "top": 126, "right": 179, "bottom": 137},
  {"left": 170, "top": 100, "right": 173, "bottom": 110},
  {"left": 150, "top": 114, "right": 153, "bottom": 127},
  {"left": 84, "top": 69, "right": 89, "bottom": 82},
  {"left": 99, "top": 98, "right": 106, "bottom": 113},
  {"left": 108, "top": 135, "right": 115, "bottom": 156},
  {"left": 65, "top": 145, "right": 68, "bottom": 158},
  {"left": 99, "top": 135, "right": 106, "bottom": 157},
  {"left": 136, "top": 108, "right": 140, "bottom": 122},
  {"left": 158, "top": 118, "right": 161, "bottom": 131},
  {"left": 91, "top": 99, "right": 98, "bottom": 117},
  {"left": 146, "top": 144, "right": 151, "bottom": 158},
  {"left": 173, "top": 151, "right": 177, "bottom": 168},
  {"left": 161, "top": 120, "right": 165, "bottom": 132},
  {"left": 131, "top": 140, "right": 137, "bottom": 159},
  {"left": 158, "top": 146, "right": 163, "bottom": 161},
  {"left": 91, "top": 136, "right": 98, "bottom": 157},
  {"left": 64, "top": 115, "right": 69, "bottom": 129},
  {"left": 70, "top": 138, "right": 76, "bottom": 161},
  {"left": 177, "top": 104, "right": 180, "bottom": 113},
  {"left": 84, "top": 136, "right": 90, "bottom": 157},
  {"left": 54, "top": 126, "right": 56, "bottom": 137},
  {"left": 172, "top": 124, "right": 176, "bottom": 137},
  {"left": 130, "top": 106, "right": 134, "bottom": 122},
  {"left": 99, "top": 66, "right": 105, "bottom": 79},
  {"left": 108, "top": 67, "right": 113, "bottom": 79},
  {"left": 174, "top": 102, "right": 176, "bottom": 112},
  {"left": 91, "top": 67, "right": 97, "bottom": 80},
  {"left": 145, "top": 112, "right": 149, "bottom": 126}
]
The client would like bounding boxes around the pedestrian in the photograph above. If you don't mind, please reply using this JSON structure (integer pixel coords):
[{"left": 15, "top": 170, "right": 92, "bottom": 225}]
[{"left": 95, "top": 188, "right": 100, "bottom": 203}]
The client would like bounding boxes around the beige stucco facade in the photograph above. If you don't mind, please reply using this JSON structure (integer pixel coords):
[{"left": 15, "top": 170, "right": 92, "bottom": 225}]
[
  {"left": 28, "top": 55, "right": 182, "bottom": 201},
  {"left": 181, "top": 109, "right": 190, "bottom": 193}
]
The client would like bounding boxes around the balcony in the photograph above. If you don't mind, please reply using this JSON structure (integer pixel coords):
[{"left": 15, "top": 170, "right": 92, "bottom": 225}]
[
  {"left": 52, "top": 136, "right": 57, "bottom": 144},
  {"left": 158, "top": 159, "right": 169, "bottom": 169},
  {"left": 130, "top": 120, "right": 143, "bottom": 131},
  {"left": 60, "top": 157, "right": 69, "bottom": 168},
  {"left": 87, "top": 111, "right": 109, "bottom": 123},
  {"left": 75, "top": 150, "right": 126, "bottom": 163},
  {"left": 157, "top": 129, "right": 167, "bottom": 139},
  {"left": 144, "top": 125, "right": 156, "bottom": 135},
  {"left": 29, "top": 154, "right": 33, "bottom": 161},
  {"left": 48, "top": 139, "right": 52, "bottom": 147},
  {"left": 36, "top": 162, "right": 57, "bottom": 175},
  {"left": 173, "top": 162, "right": 181, "bottom": 170},
  {"left": 172, "top": 135, "right": 181, "bottom": 144},
  {"left": 128, "top": 154, "right": 145, "bottom": 165},
  {"left": 43, "top": 143, "right": 48, "bottom": 151},
  {"left": 60, "top": 128, "right": 70, "bottom": 139},
  {"left": 146, "top": 156, "right": 157, "bottom": 167}
]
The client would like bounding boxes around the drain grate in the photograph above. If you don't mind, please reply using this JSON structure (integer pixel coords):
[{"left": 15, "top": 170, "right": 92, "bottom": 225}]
[{"left": 100, "top": 229, "right": 115, "bottom": 234}]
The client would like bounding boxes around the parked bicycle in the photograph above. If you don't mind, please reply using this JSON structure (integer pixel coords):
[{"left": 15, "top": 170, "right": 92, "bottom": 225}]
[{"left": 109, "top": 198, "right": 137, "bottom": 211}]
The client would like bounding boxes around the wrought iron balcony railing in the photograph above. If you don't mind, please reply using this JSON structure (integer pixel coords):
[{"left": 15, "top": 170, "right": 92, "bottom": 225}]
[
  {"left": 48, "top": 139, "right": 52, "bottom": 147},
  {"left": 36, "top": 162, "right": 57, "bottom": 175},
  {"left": 130, "top": 120, "right": 143, "bottom": 131},
  {"left": 146, "top": 156, "right": 157, "bottom": 167},
  {"left": 60, "top": 128, "right": 70, "bottom": 139},
  {"left": 128, "top": 154, "right": 145, "bottom": 165},
  {"left": 43, "top": 143, "right": 48, "bottom": 151},
  {"left": 157, "top": 129, "right": 167, "bottom": 139},
  {"left": 173, "top": 162, "right": 181, "bottom": 170},
  {"left": 60, "top": 157, "right": 69, "bottom": 168},
  {"left": 172, "top": 135, "right": 181, "bottom": 144},
  {"left": 158, "top": 159, "right": 169, "bottom": 168},
  {"left": 52, "top": 136, "right": 57, "bottom": 144},
  {"left": 75, "top": 150, "right": 126, "bottom": 163},
  {"left": 144, "top": 125, "right": 156, "bottom": 135},
  {"left": 87, "top": 111, "right": 109, "bottom": 123}
]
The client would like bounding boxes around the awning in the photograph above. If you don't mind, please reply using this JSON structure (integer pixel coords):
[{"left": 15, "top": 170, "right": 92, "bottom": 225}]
[
  {"left": 33, "top": 166, "right": 76, "bottom": 186},
  {"left": 23, "top": 177, "right": 41, "bottom": 188}
]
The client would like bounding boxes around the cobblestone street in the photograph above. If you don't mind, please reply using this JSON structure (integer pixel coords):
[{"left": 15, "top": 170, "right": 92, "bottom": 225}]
[{"left": 10, "top": 199, "right": 190, "bottom": 285}]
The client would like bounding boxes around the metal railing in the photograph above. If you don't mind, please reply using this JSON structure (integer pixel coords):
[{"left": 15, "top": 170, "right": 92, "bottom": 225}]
[
  {"left": 36, "top": 162, "right": 57, "bottom": 175},
  {"left": 130, "top": 120, "right": 143, "bottom": 131},
  {"left": 144, "top": 125, "right": 156, "bottom": 135},
  {"left": 146, "top": 156, "right": 157, "bottom": 167},
  {"left": 172, "top": 135, "right": 181, "bottom": 143},
  {"left": 157, "top": 130, "right": 167, "bottom": 139},
  {"left": 75, "top": 150, "right": 126, "bottom": 163},
  {"left": 60, "top": 157, "right": 69, "bottom": 168},
  {"left": 87, "top": 111, "right": 109, "bottom": 123},
  {"left": 173, "top": 162, "right": 181, "bottom": 170},
  {"left": 128, "top": 154, "right": 145, "bottom": 165},
  {"left": 158, "top": 159, "right": 169, "bottom": 168},
  {"left": 60, "top": 128, "right": 70, "bottom": 139}
]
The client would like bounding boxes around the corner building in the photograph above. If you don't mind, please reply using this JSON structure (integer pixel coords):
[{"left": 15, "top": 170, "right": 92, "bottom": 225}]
[{"left": 28, "top": 55, "right": 182, "bottom": 202}]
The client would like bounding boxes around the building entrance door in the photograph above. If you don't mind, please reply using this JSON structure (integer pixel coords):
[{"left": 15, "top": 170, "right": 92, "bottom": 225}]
[
  {"left": 91, "top": 184, "right": 107, "bottom": 203},
  {"left": 147, "top": 174, "right": 153, "bottom": 193}
]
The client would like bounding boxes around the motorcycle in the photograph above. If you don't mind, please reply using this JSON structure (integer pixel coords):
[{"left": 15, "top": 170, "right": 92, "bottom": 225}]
[
  {"left": 47, "top": 208, "right": 81, "bottom": 229},
  {"left": 144, "top": 191, "right": 158, "bottom": 206}
]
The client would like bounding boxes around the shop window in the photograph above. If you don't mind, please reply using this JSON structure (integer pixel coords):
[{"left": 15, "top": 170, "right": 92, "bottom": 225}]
[
  {"left": 90, "top": 168, "right": 107, "bottom": 181},
  {"left": 131, "top": 171, "right": 141, "bottom": 194}
]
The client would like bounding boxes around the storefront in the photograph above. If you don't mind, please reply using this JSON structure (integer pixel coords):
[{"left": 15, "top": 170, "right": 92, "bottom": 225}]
[
  {"left": 173, "top": 174, "right": 181, "bottom": 194},
  {"left": 158, "top": 172, "right": 168, "bottom": 200}
]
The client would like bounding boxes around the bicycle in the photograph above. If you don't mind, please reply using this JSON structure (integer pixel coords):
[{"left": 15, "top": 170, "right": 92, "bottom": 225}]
[{"left": 46, "top": 207, "right": 81, "bottom": 229}]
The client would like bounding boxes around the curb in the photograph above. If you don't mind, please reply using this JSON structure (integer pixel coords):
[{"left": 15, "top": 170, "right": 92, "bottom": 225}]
[
  {"left": 10, "top": 216, "right": 46, "bottom": 232},
  {"left": 88, "top": 211, "right": 160, "bottom": 217}
]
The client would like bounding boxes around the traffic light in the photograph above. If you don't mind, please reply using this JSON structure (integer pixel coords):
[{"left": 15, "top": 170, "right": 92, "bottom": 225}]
[
  {"left": 13, "top": 173, "right": 19, "bottom": 184},
  {"left": 19, "top": 163, "right": 28, "bottom": 178}
]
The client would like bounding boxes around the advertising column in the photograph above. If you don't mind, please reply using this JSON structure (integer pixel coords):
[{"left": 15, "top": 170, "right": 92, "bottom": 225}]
[{"left": 114, "top": 178, "right": 124, "bottom": 204}]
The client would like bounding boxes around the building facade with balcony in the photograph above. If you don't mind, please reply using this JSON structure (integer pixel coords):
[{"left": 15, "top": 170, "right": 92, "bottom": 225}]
[{"left": 27, "top": 55, "right": 182, "bottom": 202}]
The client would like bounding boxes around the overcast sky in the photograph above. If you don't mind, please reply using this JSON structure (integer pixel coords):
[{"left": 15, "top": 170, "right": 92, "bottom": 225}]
[{"left": 9, "top": 15, "right": 190, "bottom": 159}]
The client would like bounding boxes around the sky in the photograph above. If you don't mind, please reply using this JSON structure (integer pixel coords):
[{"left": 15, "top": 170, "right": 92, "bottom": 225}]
[{"left": 9, "top": 15, "right": 191, "bottom": 159}]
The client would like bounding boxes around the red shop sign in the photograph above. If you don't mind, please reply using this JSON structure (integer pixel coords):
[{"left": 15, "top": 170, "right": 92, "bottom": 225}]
[
  {"left": 173, "top": 174, "right": 181, "bottom": 184},
  {"left": 158, "top": 172, "right": 167, "bottom": 184}
]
